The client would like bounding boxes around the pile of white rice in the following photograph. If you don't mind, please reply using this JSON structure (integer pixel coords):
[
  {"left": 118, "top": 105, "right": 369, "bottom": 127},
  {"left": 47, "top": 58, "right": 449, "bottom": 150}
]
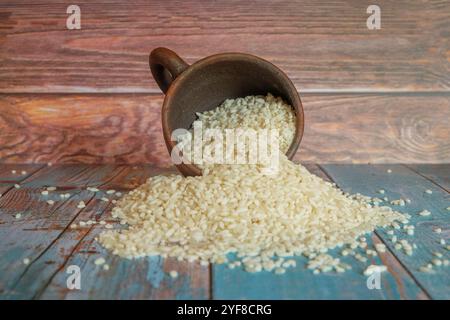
[
  {"left": 99, "top": 94, "right": 408, "bottom": 274},
  {"left": 174, "top": 93, "right": 295, "bottom": 171}
]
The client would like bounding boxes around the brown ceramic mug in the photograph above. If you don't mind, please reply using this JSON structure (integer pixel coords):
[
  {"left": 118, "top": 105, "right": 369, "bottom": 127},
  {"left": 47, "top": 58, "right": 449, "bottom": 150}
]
[{"left": 149, "top": 47, "right": 304, "bottom": 176}]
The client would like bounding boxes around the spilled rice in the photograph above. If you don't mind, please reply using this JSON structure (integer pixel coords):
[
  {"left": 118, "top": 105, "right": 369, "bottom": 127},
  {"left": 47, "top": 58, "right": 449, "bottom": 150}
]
[{"left": 98, "top": 94, "right": 418, "bottom": 274}]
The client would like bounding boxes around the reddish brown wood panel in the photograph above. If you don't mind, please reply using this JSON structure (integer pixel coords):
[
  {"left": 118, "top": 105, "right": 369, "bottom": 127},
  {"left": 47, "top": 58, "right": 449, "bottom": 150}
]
[
  {"left": 296, "top": 93, "right": 450, "bottom": 163},
  {"left": 0, "top": 0, "right": 448, "bottom": 93},
  {"left": 0, "top": 93, "right": 448, "bottom": 164},
  {"left": 0, "top": 94, "right": 169, "bottom": 164}
]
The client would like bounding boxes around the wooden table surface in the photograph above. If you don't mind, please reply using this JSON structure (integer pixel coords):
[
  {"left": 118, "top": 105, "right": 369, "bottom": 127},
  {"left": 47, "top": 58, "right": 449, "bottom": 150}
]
[{"left": 0, "top": 163, "right": 448, "bottom": 299}]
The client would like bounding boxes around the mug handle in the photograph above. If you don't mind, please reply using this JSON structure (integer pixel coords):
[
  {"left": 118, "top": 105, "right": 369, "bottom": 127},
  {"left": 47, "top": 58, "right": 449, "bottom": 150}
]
[{"left": 149, "top": 47, "right": 189, "bottom": 93}]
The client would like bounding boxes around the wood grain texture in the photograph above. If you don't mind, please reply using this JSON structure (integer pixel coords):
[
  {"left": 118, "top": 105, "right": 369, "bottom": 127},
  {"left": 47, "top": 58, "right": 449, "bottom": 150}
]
[
  {"left": 213, "top": 164, "right": 429, "bottom": 300},
  {"left": 1, "top": 168, "right": 124, "bottom": 299},
  {"left": 322, "top": 164, "right": 450, "bottom": 299},
  {"left": 0, "top": 94, "right": 169, "bottom": 165},
  {"left": 0, "top": 164, "right": 448, "bottom": 299},
  {"left": 0, "top": 93, "right": 448, "bottom": 164},
  {"left": 39, "top": 165, "right": 208, "bottom": 300},
  {"left": 0, "top": 164, "right": 116, "bottom": 298},
  {"left": 0, "top": 164, "right": 43, "bottom": 195},
  {"left": 0, "top": 0, "right": 448, "bottom": 93},
  {"left": 296, "top": 93, "right": 450, "bottom": 163},
  {"left": 0, "top": 164, "right": 208, "bottom": 299}
]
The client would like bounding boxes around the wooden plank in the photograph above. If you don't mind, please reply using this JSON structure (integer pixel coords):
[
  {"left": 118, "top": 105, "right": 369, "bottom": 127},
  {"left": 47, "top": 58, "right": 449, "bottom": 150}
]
[
  {"left": 296, "top": 93, "right": 450, "bottom": 163},
  {"left": 1, "top": 93, "right": 449, "bottom": 164},
  {"left": 321, "top": 164, "right": 450, "bottom": 299},
  {"left": 0, "top": 164, "right": 120, "bottom": 299},
  {"left": 0, "top": 164, "right": 44, "bottom": 196},
  {"left": 0, "top": 94, "right": 169, "bottom": 165},
  {"left": 0, "top": 165, "right": 208, "bottom": 299},
  {"left": 405, "top": 164, "right": 450, "bottom": 192},
  {"left": 0, "top": 165, "right": 209, "bottom": 299},
  {"left": 38, "top": 165, "right": 208, "bottom": 299},
  {"left": 0, "top": 0, "right": 448, "bottom": 93},
  {"left": 212, "top": 164, "right": 428, "bottom": 299}
]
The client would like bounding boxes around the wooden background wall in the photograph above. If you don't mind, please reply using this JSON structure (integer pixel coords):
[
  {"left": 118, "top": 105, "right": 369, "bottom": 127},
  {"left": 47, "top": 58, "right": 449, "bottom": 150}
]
[{"left": 0, "top": 0, "right": 449, "bottom": 164}]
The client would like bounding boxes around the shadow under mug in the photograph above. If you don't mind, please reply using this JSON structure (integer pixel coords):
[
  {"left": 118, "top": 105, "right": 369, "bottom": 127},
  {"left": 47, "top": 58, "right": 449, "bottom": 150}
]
[{"left": 149, "top": 47, "right": 304, "bottom": 176}]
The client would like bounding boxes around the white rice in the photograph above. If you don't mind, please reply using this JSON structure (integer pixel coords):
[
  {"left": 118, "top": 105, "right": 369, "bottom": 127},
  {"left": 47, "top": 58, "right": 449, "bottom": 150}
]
[{"left": 99, "top": 94, "right": 407, "bottom": 273}]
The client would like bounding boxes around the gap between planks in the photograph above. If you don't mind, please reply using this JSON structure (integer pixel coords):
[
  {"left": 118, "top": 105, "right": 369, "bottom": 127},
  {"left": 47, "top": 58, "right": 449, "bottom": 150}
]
[
  {"left": 211, "top": 164, "right": 430, "bottom": 300},
  {"left": 2, "top": 164, "right": 446, "bottom": 299},
  {"left": 403, "top": 164, "right": 450, "bottom": 194},
  {"left": 4, "top": 165, "right": 126, "bottom": 295},
  {"left": 0, "top": 164, "right": 46, "bottom": 198},
  {"left": 32, "top": 168, "right": 127, "bottom": 298},
  {"left": 1, "top": 93, "right": 449, "bottom": 164},
  {"left": 319, "top": 164, "right": 449, "bottom": 299},
  {"left": 314, "top": 164, "right": 431, "bottom": 299},
  {"left": 29, "top": 165, "right": 209, "bottom": 299}
]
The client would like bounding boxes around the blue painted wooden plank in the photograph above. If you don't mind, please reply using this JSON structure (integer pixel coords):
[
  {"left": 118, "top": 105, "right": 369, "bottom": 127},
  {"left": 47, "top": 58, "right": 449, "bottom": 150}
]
[
  {"left": 37, "top": 165, "right": 208, "bottom": 299},
  {"left": 212, "top": 164, "right": 428, "bottom": 300},
  {"left": 0, "top": 164, "right": 44, "bottom": 195},
  {"left": 0, "top": 165, "right": 122, "bottom": 299},
  {"left": 39, "top": 229, "right": 208, "bottom": 299},
  {"left": 0, "top": 165, "right": 90, "bottom": 297},
  {"left": 0, "top": 166, "right": 209, "bottom": 299},
  {"left": 405, "top": 164, "right": 450, "bottom": 192},
  {"left": 322, "top": 164, "right": 450, "bottom": 300}
]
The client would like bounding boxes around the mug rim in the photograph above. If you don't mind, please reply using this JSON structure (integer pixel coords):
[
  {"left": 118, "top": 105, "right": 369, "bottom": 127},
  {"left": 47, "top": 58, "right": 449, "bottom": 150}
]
[{"left": 161, "top": 52, "right": 304, "bottom": 176}]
